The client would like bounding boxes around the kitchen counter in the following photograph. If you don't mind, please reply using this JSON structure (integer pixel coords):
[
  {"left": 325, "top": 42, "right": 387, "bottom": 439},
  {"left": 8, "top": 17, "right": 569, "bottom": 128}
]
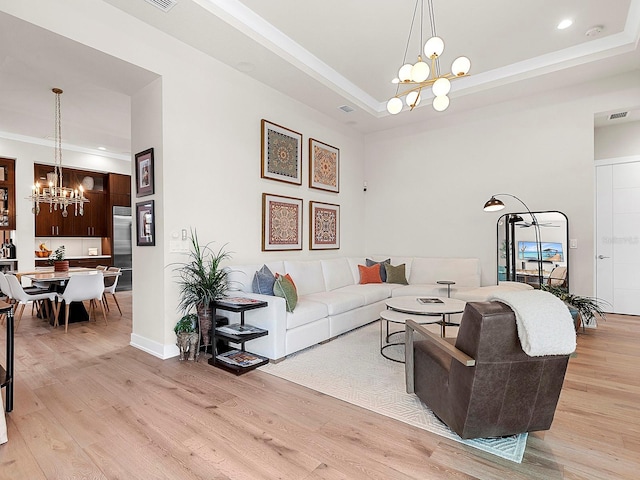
[{"left": 34, "top": 255, "right": 111, "bottom": 260}]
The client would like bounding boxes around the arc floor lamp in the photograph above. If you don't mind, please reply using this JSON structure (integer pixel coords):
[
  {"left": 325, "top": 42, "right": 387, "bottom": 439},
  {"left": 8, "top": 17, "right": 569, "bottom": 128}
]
[{"left": 483, "top": 194, "right": 543, "bottom": 287}]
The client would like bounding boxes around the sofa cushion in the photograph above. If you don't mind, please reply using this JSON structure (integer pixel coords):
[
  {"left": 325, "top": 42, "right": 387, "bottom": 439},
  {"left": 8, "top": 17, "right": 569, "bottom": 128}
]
[
  {"left": 226, "top": 261, "right": 285, "bottom": 293},
  {"left": 305, "top": 290, "right": 365, "bottom": 316},
  {"left": 392, "top": 284, "right": 443, "bottom": 297},
  {"left": 273, "top": 275, "right": 298, "bottom": 312},
  {"left": 385, "top": 263, "right": 409, "bottom": 284},
  {"left": 366, "top": 258, "right": 390, "bottom": 282},
  {"left": 358, "top": 264, "right": 382, "bottom": 284},
  {"left": 455, "top": 282, "right": 534, "bottom": 302},
  {"left": 284, "top": 260, "right": 326, "bottom": 296},
  {"left": 338, "top": 284, "right": 394, "bottom": 304},
  {"left": 252, "top": 264, "right": 276, "bottom": 295},
  {"left": 390, "top": 257, "right": 414, "bottom": 279},
  {"left": 286, "top": 299, "right": 329, "bottom": 330},
  {"left": 321, "top": 258, "right": 355, "bottom": 291}
]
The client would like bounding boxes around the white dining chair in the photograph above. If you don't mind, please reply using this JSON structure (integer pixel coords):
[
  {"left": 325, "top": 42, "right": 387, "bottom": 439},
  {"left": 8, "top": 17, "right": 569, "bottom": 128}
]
[
  {"left": 0, "top": 273, "right": 12, "bottom": 326},
  {"left": 103, "top": 267, "right": 122, "bottom": 315},
  {"left": 4, "top": 273, "right": 58, "bottom": 331},
  {"left": 54, "top": 272, "right": 107, "bottom": 333}
]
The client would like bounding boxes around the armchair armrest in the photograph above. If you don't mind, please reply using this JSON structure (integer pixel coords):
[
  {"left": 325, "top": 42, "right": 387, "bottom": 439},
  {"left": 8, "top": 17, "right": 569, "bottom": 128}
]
[{"left": 405, "top": 319, "right": 476, "bottom": 394}]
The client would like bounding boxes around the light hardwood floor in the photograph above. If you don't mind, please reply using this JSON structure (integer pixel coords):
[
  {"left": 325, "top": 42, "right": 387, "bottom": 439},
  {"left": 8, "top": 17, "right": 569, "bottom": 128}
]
[{"left": 1, "top": 293, "right": 639, "bottom": 479}]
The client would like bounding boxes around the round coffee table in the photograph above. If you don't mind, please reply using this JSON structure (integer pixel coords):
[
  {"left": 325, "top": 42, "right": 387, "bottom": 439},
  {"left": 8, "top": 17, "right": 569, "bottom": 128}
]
[{"left": 380, "top": 296, "right": 466, "bottom": 362}]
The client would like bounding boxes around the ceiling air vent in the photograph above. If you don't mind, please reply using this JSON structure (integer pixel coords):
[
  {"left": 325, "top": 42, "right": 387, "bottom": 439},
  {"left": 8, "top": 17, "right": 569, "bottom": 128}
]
[
  {"left": 144, "top": 0, "right": 178, "bottom": 12},
  {"left": 338, "top": 105, "right": 355, "bottom": 113},
  {"left": 609, "top": 112, "right": 628, "bottom": 120}
]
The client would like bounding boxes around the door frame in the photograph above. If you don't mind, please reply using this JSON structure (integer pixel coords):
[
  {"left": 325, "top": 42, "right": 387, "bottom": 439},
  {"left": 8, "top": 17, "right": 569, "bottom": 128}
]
[{"left": 594, "top": 154, "right": 640, "bottom": 313}]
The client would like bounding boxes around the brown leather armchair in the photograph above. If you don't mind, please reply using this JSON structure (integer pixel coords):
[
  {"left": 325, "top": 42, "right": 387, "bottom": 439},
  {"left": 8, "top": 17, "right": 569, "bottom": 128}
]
[{"left": 405, "top": 301, "right": 570, "bottom": 439}]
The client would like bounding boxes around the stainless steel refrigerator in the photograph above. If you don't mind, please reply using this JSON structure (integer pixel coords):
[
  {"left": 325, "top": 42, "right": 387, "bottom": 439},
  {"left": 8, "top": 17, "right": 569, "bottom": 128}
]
[{"left": 113, "top": 206, "right": 132, "bottom": 291}]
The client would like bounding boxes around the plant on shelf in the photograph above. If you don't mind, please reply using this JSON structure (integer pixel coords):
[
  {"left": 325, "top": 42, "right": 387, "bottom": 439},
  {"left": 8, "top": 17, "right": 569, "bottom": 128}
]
[
  {"left": 49, "top": 245, "right": 69, "bottom": 272},
  {"left": 172, "top": 229, "right": 231, "bottom": 350},
  {"left": 542, "top": 284, "right": 609, "bottom": 329},
  {"left": 174, "top": 313, "right": 199, "bottom": 361}
]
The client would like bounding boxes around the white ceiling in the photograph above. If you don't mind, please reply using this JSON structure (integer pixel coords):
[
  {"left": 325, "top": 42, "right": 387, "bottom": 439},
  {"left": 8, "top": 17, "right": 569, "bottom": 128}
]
[{"left": 1, "top": 0, "right": 639, "bottom": 156}]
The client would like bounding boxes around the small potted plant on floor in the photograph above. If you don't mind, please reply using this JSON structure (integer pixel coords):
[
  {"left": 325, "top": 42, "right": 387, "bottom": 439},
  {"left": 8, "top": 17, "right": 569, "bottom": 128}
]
[
  {"left": 173, "top": 229, "right": 231, "bottom": 352},
  {"left": 174, "top": 313, "right": 199, "bottom": 361},
  {"left": 50, "top": 245, "right": 69, "bottom": 272}
]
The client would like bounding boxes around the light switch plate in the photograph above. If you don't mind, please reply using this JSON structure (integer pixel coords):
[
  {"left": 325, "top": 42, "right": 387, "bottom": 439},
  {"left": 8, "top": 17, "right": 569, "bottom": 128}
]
[
  {"left": 169, "top": 240, "right": 189, "bottom": 253},
  {"left": 569, "top": 239, "right": 578, "bottom": 249}
]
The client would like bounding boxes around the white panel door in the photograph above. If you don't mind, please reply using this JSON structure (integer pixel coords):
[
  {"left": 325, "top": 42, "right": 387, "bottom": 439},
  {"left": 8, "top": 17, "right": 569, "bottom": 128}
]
[{"left": 596, "top": 161, "right": 640, "bottom": 315}]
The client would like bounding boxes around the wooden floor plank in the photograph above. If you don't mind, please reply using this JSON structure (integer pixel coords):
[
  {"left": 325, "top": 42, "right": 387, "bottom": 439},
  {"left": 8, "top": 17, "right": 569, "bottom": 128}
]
[{"left": 0, "top": 293, "right": 639, "bottom": 479}]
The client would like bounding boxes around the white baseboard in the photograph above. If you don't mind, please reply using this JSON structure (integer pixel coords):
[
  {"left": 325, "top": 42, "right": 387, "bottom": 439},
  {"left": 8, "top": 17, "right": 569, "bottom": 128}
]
[{"left": 130, "top": 333, "right": 179, "bottom": 359}]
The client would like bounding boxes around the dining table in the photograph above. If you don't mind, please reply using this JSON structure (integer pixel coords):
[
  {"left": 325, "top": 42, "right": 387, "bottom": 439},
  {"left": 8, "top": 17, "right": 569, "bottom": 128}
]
[{"left": 16, "top": 267, "right": 120, "bottom": 325}]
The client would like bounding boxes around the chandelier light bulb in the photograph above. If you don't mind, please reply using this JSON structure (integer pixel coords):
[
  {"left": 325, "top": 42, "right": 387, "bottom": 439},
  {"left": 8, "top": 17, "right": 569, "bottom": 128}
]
[
  {"left": 451, "top": 56, "right": 471, "bottom": 76},
  {"left": 432, "top": 77, "right": 451, "bottom": 97},
  {"left": 432, "top": 95, "right": 450, "bottom": 112},
  {"left": 410, "top": 60, "right": 430, "bottom": 82},
  {"left": 387, "top": 97, "right": 403, "bottom": 115},
  {"left": 398, "top": 64, "right": 413, "bottom": 82},
  {"left": 406, "top": 91, "right": 421, "bottom": 108},
  {"left": 424, "top": 36, "right": 445, "bottom": 58},
  {"left": 391, "top": 77, "right": 400, "bottom": 84}
]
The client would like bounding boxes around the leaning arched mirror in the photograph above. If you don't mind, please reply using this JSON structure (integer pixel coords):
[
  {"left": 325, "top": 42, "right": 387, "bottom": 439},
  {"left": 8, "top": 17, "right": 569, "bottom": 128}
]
[{"left": 496, "top": 211, "right": 569, "bottom": 290}]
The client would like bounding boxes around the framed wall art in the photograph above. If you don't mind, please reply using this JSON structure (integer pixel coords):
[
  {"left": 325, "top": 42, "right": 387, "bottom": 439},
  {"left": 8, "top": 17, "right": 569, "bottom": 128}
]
[
  {"left": 310, "top": 201, "right": 340, "bottom": 250},
  {"left": 309, "top": 138, "right": 339, "bottom": 193},
  {"left": 136, "top": 200, "right": 155, "bottom": 246},
  {"left": 135, "top": 148, "right": 154, "bottom": 197},
  {"left": 262, "top": 193, "right": 303, "bottom": 251},
  {"left": 261, "top": 119, "right": 302, "bottom": 185}
]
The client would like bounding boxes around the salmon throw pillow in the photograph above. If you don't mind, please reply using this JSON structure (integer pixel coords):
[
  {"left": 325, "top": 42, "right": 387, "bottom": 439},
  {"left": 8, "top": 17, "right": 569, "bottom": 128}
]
[{"left": 358, "top": 264, "right": 383, "bottom": 284}]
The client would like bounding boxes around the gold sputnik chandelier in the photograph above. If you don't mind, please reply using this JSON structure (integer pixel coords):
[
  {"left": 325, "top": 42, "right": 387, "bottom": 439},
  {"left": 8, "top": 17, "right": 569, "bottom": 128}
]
[{"left": 387, "top": 0, "right": 471, "bottom": 115}]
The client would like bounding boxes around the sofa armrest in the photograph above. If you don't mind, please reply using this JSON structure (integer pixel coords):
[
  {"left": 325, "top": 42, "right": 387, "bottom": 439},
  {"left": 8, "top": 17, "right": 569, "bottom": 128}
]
[
  {"left": 216, "top": 292, "right": 287, "bottom": 360},
  {"left": 405, "top": 319, "right": 475, "bottom": 393}
]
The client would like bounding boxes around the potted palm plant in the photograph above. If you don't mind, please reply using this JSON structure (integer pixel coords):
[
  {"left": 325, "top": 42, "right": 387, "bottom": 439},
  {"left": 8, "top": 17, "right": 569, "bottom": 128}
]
[
  {"left": 173, "top": 229, "right": 231, "bottom": 351},
  {"left": 174, "top": 313, "right": 199, "bottom": 361},
  {"left": 542, "top": 284, "right": 609, "bottom": 330}
]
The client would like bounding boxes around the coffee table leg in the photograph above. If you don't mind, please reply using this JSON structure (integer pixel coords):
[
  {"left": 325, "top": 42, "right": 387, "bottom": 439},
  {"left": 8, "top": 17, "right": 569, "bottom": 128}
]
[{"left": 440, "top": 314, "right": 445, "bottom": 337}]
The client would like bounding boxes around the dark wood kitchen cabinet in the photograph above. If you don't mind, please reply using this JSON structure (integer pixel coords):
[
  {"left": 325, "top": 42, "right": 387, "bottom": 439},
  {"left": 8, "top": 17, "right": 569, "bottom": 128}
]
[
  {"left": 75, "top": 191, "right": 107, "bottom": 237},
  {"left": 34, "top": 164, "right": 108, "bottom": 237},
  {"left": 108, "top": 173, "right": 131, "bottom": 207},
  {"left": 0, "top": 158, "right": 16, "bottom": 231}
]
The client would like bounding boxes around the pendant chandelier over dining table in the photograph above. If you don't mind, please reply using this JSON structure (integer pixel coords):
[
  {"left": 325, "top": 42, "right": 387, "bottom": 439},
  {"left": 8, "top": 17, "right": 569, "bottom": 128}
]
[
  {"left": 387, "top": 0, "right": 471, "bottom": 115},
  {"left": 27, "top": 88, "right": 88, "bottom": 217}
]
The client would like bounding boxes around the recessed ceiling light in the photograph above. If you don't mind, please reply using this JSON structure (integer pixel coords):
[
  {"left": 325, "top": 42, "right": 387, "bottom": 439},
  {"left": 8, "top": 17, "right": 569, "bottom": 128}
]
[{"left": 557, "top": 19, "right": 573, "bottom": 30}]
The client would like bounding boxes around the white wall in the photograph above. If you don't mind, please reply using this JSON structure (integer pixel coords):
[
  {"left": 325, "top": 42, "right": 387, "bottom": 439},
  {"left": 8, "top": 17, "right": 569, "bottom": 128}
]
[
  {"left": 4, "top": 0, "right": 639, "bottom": 356},
  {"left": 364, "top": 71, "right": 640, "bottom": 297},
  {"left": 1, "top": 0, "right": 367, "bottom": 358},
  {"left": 595, "top": 121, "right": 640, "bottom": 160}
]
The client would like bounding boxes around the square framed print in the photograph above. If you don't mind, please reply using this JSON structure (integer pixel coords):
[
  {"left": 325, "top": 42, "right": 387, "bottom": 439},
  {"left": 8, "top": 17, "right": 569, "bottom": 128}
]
[
  {"left": 136, "top": 200, "right": 155, "bottom": 246},
  {"left": 135, "top": 148, "right": 154, "bottom": 197},
  {"left": 261, "top": 119, "right": 302, "bottom": 185},
  {"left": 310, "top": 201, "right": 340, "bottom": 250},
  {"left": 309, "top": 138, "right": 339, "bottom": 193},
  {"left": 262, "top": 193, "right": 303, "bottom": 251}
]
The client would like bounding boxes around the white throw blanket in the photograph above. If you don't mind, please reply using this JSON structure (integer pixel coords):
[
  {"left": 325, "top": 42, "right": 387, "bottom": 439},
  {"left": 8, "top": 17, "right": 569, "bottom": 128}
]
[{"left": 490, "top": 290, "right": 576, "bottom": 357}]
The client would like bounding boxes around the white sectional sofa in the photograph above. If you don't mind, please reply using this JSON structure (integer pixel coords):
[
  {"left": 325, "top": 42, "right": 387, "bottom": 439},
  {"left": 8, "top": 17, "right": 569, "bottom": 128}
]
[{"left": 221, "top": 256, "right": 531, "bottom": 361}]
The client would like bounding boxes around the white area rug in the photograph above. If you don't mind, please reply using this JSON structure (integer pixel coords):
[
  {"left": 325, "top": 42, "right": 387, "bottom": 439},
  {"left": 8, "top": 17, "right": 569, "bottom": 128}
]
[{"left": 260, "top": 322, "right": 527, "bottom": 463}]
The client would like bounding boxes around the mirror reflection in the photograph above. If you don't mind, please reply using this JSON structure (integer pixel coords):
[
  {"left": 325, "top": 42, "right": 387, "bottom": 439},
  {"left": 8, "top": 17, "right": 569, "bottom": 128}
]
[{"left": 497, "top": 211, "right": 569, "bottom": 290}]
